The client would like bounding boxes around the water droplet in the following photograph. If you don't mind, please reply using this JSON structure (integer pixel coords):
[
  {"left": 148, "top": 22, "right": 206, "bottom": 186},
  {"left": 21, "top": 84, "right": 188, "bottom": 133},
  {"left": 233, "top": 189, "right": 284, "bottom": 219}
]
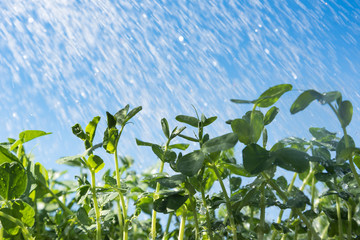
[
  {"left": 28, "top": 17, "right": 34, "bottom": 23},
  {"left": 258, "top": 24, "right": 262, "bottom": 28},
  {"left": 178, "top": 35, "right": 184, "bottom": 42},
  {"left": 264, "top": 48, "right": 270, "bottom": 54},
  {"left": 291, "top": 72, "right": 298, "bottom": 80},
  {"left": 255, "top": 29, "right": 258, "bottom": 32},
  {"left": 275, "top": 28, "right": 279, "bottom": 32}
]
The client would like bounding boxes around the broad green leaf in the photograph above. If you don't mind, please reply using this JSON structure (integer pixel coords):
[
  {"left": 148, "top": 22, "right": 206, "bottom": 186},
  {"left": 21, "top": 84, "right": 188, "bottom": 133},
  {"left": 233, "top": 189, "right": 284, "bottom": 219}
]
[
  {"left": 151, "top": 145, "right": 164, "bottom": 159},
  {"left": 114, "top": 104, "right": 129, "bottom": 125},
  {"left": 309, "top": 127, "right": 336, "bottom": 140},
  {"left": 176, "top": 150, "right": 205, "bottom": 176},
  {"left": 202, "top": 133, "right": 238, "bottom": 153},
  {"left": 72, "top": 124, "right": 87, "bottom": 141},
  {"left": 221, "top": 163, "right": 252, "bottom": 177},
  {"left": 338, "top": 100, "right": 353, "bottom": 127},
  {"left": 56, "top": 155, "right": 86, "bottom": 167},
  {"left": 124, "top": 106, "right": 142, "bottom": 123},
  {"left": 155, "top": 174, "right": 186, "bottom": 188},
  {"left": 103, "top": 128, "right": 118, "bottom": 154},
  {"left": 135, "top": 138, "right": 154, "bottom": 147},
  {"left": 272, "top": 148, "right": 310, "bottom": 173},
  {"left": 164, "top": 150, "right": 177, "bottom": 163},
  {"left": 170, "top": 126, "right": 186, "bottom": 139},
  {"left": 168, "top": 143, "right": 189, "bottom": 150},
  {"left": 161, "top": 118, "right": 170, "bottom": 138},
  {"left": 0, "top": 146, "right": 19, "bottom": 164},
  {"left": 85, "top": 116, "right": 100, "bottom": 144},
  {"left": 230, "top": 99, "right": 255, "bottom": 104},
  {"left": 87, "top": 155, "right": 105, "bottom": 173},
  {"left": 264, "top": 106, "right": 279, "bottom": 125},
  {"left": 0, "top": 200, "right": 35, "bottom": 235},
  {"left": 153, "top": 194, "right": 188, "bottom": 213},
  {"left": 0, "top": 162, "right": 27, "bottom": 200},
  {"left": 18, "top": 130, "right": 51, "bottom": 143},
  {"left": 336, "top": 135, "right": 355, "bottom": 163},
  {"left": 175, "top": 115, "right": 198, "bottom": 128},
  {"left": 203, "top": 116, "right": 217, "bottom": 126},
  {"left": 106, "top": 111, "right": 117, "bottom": 128},
  {"left": 231, "top": 119, "right": 252, "bottom": 145},
  {"left": 77, "top": 207, "right": 91, "bottom": 226},
  {"left": 250, "top": 111, "right": 264, "bottom": 143},
  {"left": 32, "top": 162, "right": 49, "bottom": 186},
  {"left": 290, "top": 90, "right": 323, "bottom": 114},
  {"left": 256, "top": 84, "right": 292, "bottom": 107},
  {"left": 242, "top": 144, "right": 272, "bottom": 174},
  {"left": 321, "top": 91, "right": 342, "bottom": 104},
  {"left": 230, "top": 177, "right": 242, "bottom": 192},
  {"left": 286, "top": 189, "right": 310, "bottom": 208}
]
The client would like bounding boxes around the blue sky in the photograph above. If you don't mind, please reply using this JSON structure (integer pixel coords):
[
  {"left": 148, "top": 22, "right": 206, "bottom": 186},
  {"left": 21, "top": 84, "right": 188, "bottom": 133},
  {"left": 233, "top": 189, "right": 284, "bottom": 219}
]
[{"left": 1, "top": 1, "right": 360, "bottom": 176}]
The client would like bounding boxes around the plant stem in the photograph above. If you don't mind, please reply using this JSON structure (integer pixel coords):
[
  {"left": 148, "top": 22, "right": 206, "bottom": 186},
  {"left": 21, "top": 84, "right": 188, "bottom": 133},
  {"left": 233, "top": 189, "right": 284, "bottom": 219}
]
[
  {"left": 0, "top": 211, "right": 34, "bottom": 240},
  {"left": 163, "top": 212, "right": 174, "bottom": 240},
  {"left": 346, "top": 202, "right": 352, "bottom": 239},
  {"left": 258, "top": 182, "right": 266, "bottom": 240},
  {"left": 210, "top": 164, "right": 238, "bottom": 240},
  {"left": 91, "top": 170, "right": 102, "bottom": 240},
  {"left": 178, "top": 206, "right": 187, "bottom": 240},
  {"left": 200, "top": 187, "right": 214, "bottom": 240},
  {"left": 189, "top": 196, "right": 200, "bottom": 240},
  {"left": 336, "top": 195, "right": 343, "bottom": 240},
  {"left": 262, "top": 173, "right": 321, "bottom": 240}
]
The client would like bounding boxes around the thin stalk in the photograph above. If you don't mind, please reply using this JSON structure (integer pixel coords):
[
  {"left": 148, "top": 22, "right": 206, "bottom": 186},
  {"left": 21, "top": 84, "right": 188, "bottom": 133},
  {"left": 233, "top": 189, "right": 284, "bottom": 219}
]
[
  {"left": 262, "top": 173, "right": 321, "bottom": 240},
  {"left": 200, "top": 187, "right": 214, "bottom": 240},
  {"left": 151, "top": 139, "right": 170, "bottom": 240},
  {"left": 91, "top": 170, "right": 102, "bottom": 240},
  {"left": 336, "top": 196, "right": 343, "bottom": 240},
  {"left": 178, "top": 207, "right": 187, "bottom": 240},
  {"left": 0, "top": 226, "right": 3, "bottom": 240},
  {"left": 0, "top": 212, "right": 33, "bottom": 240},
  {"left": 163, "top": 212, "right": 174, "bottom": 240},
  {"left": 210, "top": 164, "right": 237, "bottom": 240},
  {"left": 346, "top": 202, "right": 352, "bottom": 239},
  {"left": 258, "top": 182, "right": 266, "bottom": 240},
  {"left": 189, "top": 196, "right": 200, "bottom": 240}
]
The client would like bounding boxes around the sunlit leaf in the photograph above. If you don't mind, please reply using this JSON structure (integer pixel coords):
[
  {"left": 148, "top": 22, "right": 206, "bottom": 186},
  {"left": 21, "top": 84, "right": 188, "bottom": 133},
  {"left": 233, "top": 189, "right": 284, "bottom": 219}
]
[
  {"left": 175, "top": 115, "right": 198, "bottom": 128},
  {"left": 0, "top": 146, "right": 20, "bottom": 164},
  {"left": 125, "top": 106, "right": 142, "bottom": 123},
  {"left": 161, "top": 118, "right": 170, "bottom": 139},
  {"left": 87, "top": 155, "right": 105, "bottom": 173},
  {"left": 72, "top": 124, "right": 87, "bottom": 141},
  {"left": 56, "top": 155, "right": 86, "bottom": 167},
  {"left": 177, "top": 150, "right": 205, "bottom": 176},
  {"left": 250, "top": 111, "right": 264, "bottom": 143},
  {"left": 203, "top": 116, "right": 217, "bottom": 126},
  {"left": 85, "top": 116, "right": 100, "bottom": 145},
  {"left": 255, "top": 84, "right": 292, "bottom": 107},
  {"left": 231, "top": 119, "right": 252, "bottom": 145},
  {"left": 114, "top": 104, "right": 129, "bottom": 125},
  {"left": 202, "top": 133, "right": 238, "bottom": 153},
  {"left": 264, "top": 106, "right": 279, "bottom": 125},
  {"left": 106, "top": 111, "right": 117, "bottom": 128},
  {"left": 170, "top": 126, "right": 186, "bottom": 139},
  {"left": 290, "top": 90, "right": 322, "bottom": 114},
  {"left": 0, "top": 162, "right": 27, "bottom": 200},
  {"left": 103, "top": 128, "right": 118, "bottom": 154},
  {"left": 135, "top": 138, "right": 154, "bottom": 147},
  {"left": 168, "top": 143, "right": 189, "bottom": 150},
  {"left": 309, "top": 127, "right": 336, "bottom": 140}
]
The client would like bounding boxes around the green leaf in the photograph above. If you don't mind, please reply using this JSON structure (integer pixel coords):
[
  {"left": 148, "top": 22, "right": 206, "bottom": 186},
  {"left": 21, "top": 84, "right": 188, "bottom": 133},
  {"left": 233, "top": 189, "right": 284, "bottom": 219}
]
[
  {"left": 161, "top": 118, "right": 170, "bottom": 139},
  {"left": 72, "top": 124, "right": 87, "bottom": 141},
  {"left": 87, "top": 155, "right": 105, "bottom": 173},
  {"left": 135, "top": 138, "right": 154, "bottom": 147},
  {"left": 250, "top": 111, "right": 264, "bottom": 143},
  {"left": 153, "top": 194, "right": 188, "bottom": 213},
  {"left": 202, "top": 133, "right": 238, "bottom": 153},
  {"left": 272, "top": 148, "right": 310, "bottom": 173},
  {"left": 0, "top": 162, "right": 27, "bottom": 200},
  {"left": 354, "top": 155, "right": 360, "bottom": 170},
  {"left": 286, "top": 189, "right": 310, "bottom": 208},
  {"left": 264, "top": 107, "right": 279, "bottom": 125},
  {"left": 124, "top": 106, "right": 142, "bottom": 123},
  {"left": 309, "top": 127, "right": 336, "bottom": 140},
  {"left": 0, "top": 200, "right": 35, "bottom": 235},
  {"left": 242, "top": 144, "right": 272, "bottom": 174},
  {"left": 231, "top": 119, "right": 252, "bottom": 145},
  {"left": 175, "top": 115, "right": 199, "bottom": 128},
  {"left": 221, "top": 163, "right": 252, "bottom": 177},
  {"left": 168, "top": 143, "right": 189, "bottom": 150},
  {"left": 178, "top": 134, "right": 198, "bottom": 142},
  {"left": 338, "top": 100, "right": 353, "bottom": 127},
  {"left": 203, "top": 116, "right": 217, "bottom": 126},
  {"left": 103, "top": 128, "right": 118, "bottom": 154},
  {"left": 336, "top": 135, "right": 355, "bottom": 163},
  {"left": 255, "top": 84, "right": 293, "bottom": 107},
  {"left": 176, "top": 150, "right": 205, "bottom": 176},
  {"left": 114, "top": 105, "right": 129, "bottom": 125},
  {"left": 10, "top": 130, "right": 52, "bottom": 151},
  {"left": 230, "top": 99, "right": 255, "bottom": 104},
  {"left": 151, "top": 145, "right": 164, "bottom": 159},
  {"left": 0, "top": 146, "right": 20, "bottom": 164},
  {"left": 155, "top": 174, "right": 186, "bottom": 188},
  {"left": 321, "top": 91, "right": 342, "bottom": 104},
  {"left": 170, "top": 126, "right": 186, "bottom": 139},
  {"left": 85, "top": 116, "right": 100, "bottom": 145},
  {"left": 290, "top": 90, "right": 323, "bottom": 114},
  {"left": 106, "top": 111, "right": 117, "bottom": 128},
  {"left": 56, "top": 155, "right": 86, "bottom": 167},
  {"left": 77, "top": 207, "right": 91, "bottom": 226}
]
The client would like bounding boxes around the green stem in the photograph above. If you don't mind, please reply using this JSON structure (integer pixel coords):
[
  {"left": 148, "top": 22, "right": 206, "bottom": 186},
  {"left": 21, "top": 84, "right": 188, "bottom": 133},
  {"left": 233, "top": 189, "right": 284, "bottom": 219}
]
[
  {"left": 336, "top": 196, "right": 343, "bottom": 240},
  {"left": 210, "top": 164, "right": 237, "bottom": 240},
  {"left": 43, "top": 183, "right": 73, "bottom": 216},
  {"left": 258, "top": 182, "right": 266, "bottom": 240},
  {"left": 0, "top": 211, "right": 34, "bottom": 240},
  {"left": 347, "top": 202, "right": 352, "bottom": 239},
  {"left": 91, "top": 170, "right": 102, "bottom": 240},
  {"left": 200, "top": 187, "right": 214, "bottom": 240},
  {"left": 262, "top": 173, "right": 321, "bottom": 240},
  {"left": 162, "top": 212, "right": 174, "bottom": 240},
  {"left": 189, "top": 196, "right": 200, "bottom": 240},
  {"left": 178, "top": 207, "right": 187, "bottom": 240}
]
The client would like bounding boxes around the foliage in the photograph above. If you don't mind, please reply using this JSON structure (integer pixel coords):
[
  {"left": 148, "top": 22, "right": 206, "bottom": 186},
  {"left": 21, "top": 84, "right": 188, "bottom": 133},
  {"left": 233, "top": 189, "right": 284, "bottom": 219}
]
[{"left": 1, "top": 85, "right": 360, "bottom": 240}]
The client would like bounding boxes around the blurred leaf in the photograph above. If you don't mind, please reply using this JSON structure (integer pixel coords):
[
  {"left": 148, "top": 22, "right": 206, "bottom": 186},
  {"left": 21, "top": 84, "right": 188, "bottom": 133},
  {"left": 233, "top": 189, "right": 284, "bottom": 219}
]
[
  {"left": 242, "top": 144, "right": 272, "bottom": 174},
  {"left": 338, "top": 100, "right": 353, "bottom": 127},
  {"left": 168, "top": 143, "right": 189, "bottom": 150},
  {"left": 153, "top": 194, "right": 188, "bottom": 213},
  {"left": 77, "top": 207, "right": 91, "bottom": 226},
  {"left": 230, "top": 177, "right": 242, "bottom": 192},
  {"left": 354, "top": 155, "right": 360, "bottom": 170},
  {"left": 202, "top": 133, "right": 238, "bottom": 153},
  {"left": 177, "top": 150, "right": 205, "bottom": 176},
  {"left": 151, "top": 145, "right": 164, "bottom": 159},
  {"left": 272, "top": 148, "right": 310, "bottom": 173},
  {"left": 309, "top": 127, "right": 337, "bottom": 140},
  {"left": 336, "top": 135, "right": 355, "bottom": 163},
  {"left": 175, "top": 115, "right": 198, "bottom": 128},
  {"left": 286, "top": 189, "right": 310, "bottom": 208},
  {"left": 155, "top": 174, "right": 186, "bottom": 188},
  {"left": 0, "top": 162, "right": 27, "bottom": 200},
  {"left": 56, "top": 155, "right": 86, "bottom": 167},
  {"left": 290, "top": 90, "right": 322, "bottom": 114},
  {"left": 85, "top": 116, "right": 100, "bottom": 145},
  {"left": 230, "top": 99, "right": 255, "bottom": 104},
  {"left": 221, "top": 163, "right": 252, "bottom": 177},
  {"left": 264, "top": 106, "right": 279, "bottom": 125}
]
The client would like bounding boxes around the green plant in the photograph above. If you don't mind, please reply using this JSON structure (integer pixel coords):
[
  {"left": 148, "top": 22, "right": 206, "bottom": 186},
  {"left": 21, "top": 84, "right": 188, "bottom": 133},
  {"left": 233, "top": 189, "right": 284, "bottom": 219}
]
[{"left": 1, "top": 85, "right": 360, "bottom": 240}]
